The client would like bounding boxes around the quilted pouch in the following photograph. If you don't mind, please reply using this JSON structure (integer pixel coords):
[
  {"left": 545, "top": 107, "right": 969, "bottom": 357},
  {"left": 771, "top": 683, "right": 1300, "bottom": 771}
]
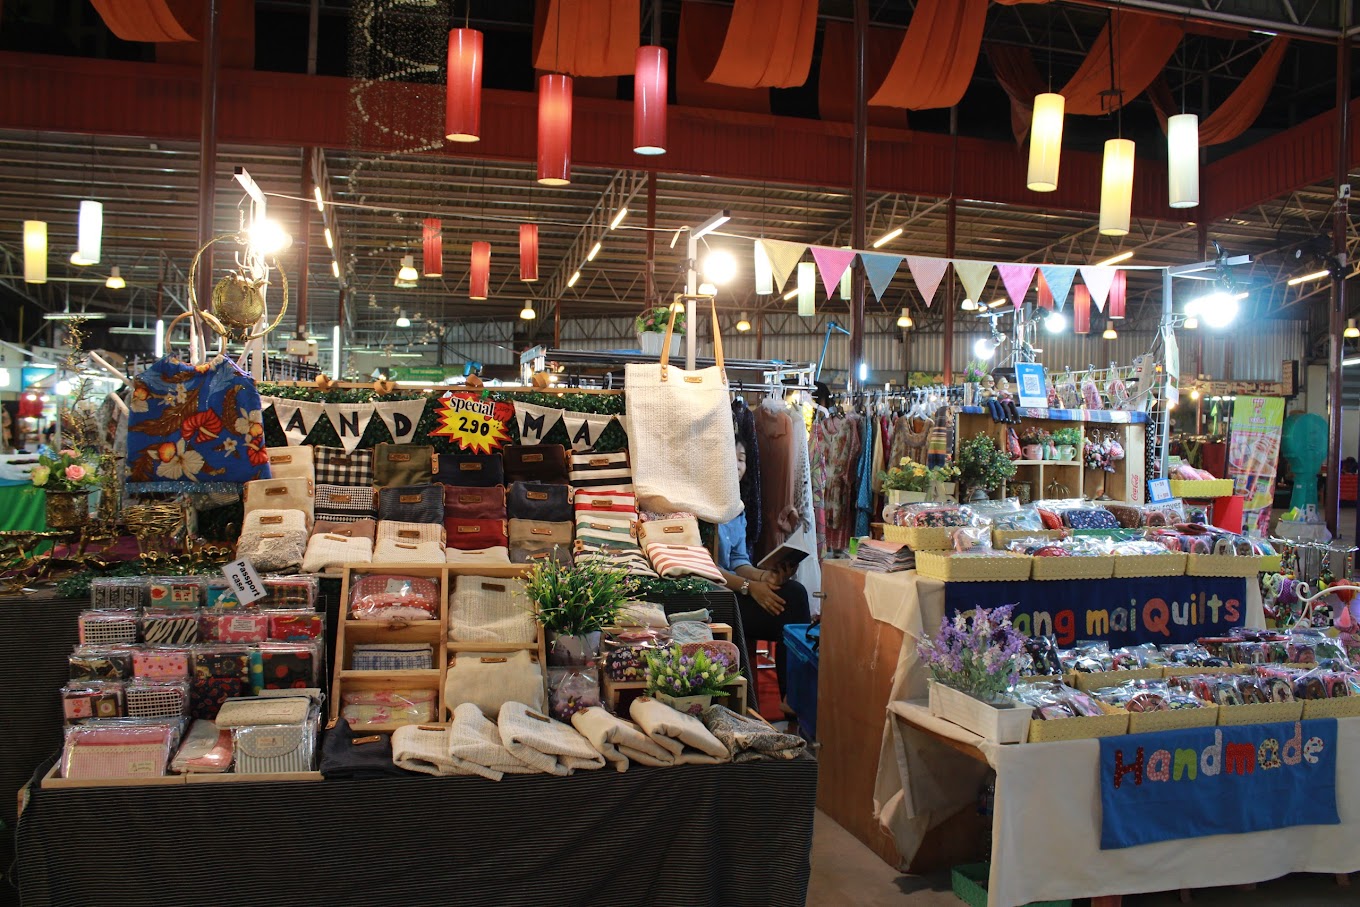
[
  {"left": 442, "top": 484, "right": 507, "bottom": 519},
  {"left": 1063, "top": 507, "right": 1120, "bottom": 530},
  {"left": 378, "top": 484, "right": 446, "bottom": 524},
  {"left": 435, "top": 453, "right": 503, "bottom": 487},
  {"left": 507, "top": 482, "right": 573, "bottom": 522},
  {"left": 133, "top": 648, "right": 190, "bottom": 681},
  {"left": 374, "top": 442, "right": 434, "bottom": 488},
  {"left": 443, "top": 518, "right": 509, "bottom": 551},
  {"left": 508, "top": 519, "right": 573, "bottom": 548},
  {"left": 243, "top": 477, "right": 315, "bottom": 528},
  {"left": 264, "top": 446, "right": 315, "bottom": 483},
  {"left": 314, "top": 446, "right": 374, "bottom": 486},
  {"left": 503, "top": 444, "right": 569, "bottom": 484},
  {"left": 315, "top": 484, "right": 377, "bottom": 523}
]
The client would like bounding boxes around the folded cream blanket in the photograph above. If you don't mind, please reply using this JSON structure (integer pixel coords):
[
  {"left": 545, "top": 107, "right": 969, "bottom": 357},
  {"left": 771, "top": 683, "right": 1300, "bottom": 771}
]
[
  {"left": 629, "top": 697, "right": 731, "bottom": 765},
  {"left": 498, "top": 701, "right": 605, "bottom": 776},
  {"left": 391, "top": 724, "right": 459, "bottom": 777},
  {"left": 570, "top": 706, "right": 675, "bottom": 772},
  {"left": 446, "top": 702, "right": 536, "bottom": 781}
]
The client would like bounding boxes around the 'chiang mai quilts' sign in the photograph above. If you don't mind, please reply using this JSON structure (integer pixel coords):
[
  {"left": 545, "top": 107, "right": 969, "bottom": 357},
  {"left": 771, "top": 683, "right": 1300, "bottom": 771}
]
[{"left": 1099, "top": 720, "right": 1339, "bottom": 849}]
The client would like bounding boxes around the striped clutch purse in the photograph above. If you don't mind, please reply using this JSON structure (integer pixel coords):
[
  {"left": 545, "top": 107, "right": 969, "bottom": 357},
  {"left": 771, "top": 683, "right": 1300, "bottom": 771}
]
[
  {"left": 233, "top": 723, "right": 315, "bottom": 774},
  {"left": 644, "top": 544, "right": 725, "bottom": 584},
  {"left": 569, "top": 450, "right": 633, "bottom": 492}
]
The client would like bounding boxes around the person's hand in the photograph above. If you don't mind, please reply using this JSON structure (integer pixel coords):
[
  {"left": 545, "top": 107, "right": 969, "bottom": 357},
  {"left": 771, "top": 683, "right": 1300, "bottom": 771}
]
[
  {"left": 750, "top": 581, "right": 785, "bottom": 616},
  {"left": 762, "top": 563, "right": 793, "bottom": 588}
]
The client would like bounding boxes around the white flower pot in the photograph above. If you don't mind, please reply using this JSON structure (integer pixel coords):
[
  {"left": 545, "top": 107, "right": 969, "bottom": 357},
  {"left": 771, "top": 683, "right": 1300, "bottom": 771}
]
[
  {"left": 928, "top": 680, "right": 1031, "bottom": 744},
  {"left": 887, "top": 490, "right": 928, "bottom": 507},
  {"left": 930, "top": 481, "right": 958, "bottom": 504},
  {"left": 638, "top": 332, "right": 683, "bottom": 358}
]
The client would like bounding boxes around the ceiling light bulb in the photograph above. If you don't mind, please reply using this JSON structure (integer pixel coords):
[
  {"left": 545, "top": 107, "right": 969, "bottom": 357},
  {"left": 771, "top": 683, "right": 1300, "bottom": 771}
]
[
  {"left": 395, "top": 310, "right": 412, "bottom": 328},
  {"left": 1195, "top": 290, "right": 1240, "bottom": 329},
  {"left": 1102, "top": 326, "right": 1118, "bottom": 340},
  {"left": 897, "top": 308, "right": 913, "bottom": 329},
  {"left": 1190, "top": 388, "right": 1201, "bottom": 400},
  {"left": 1288, "top": 269, "right": 1330, "bottom": 286},
  {"left": 54, "top": 379, "right": 73, "bottom": 397},
  {"left": 670, "top": 299, "right": 685, "bottom": 312},
  {"left": 974, "top": 338, "right": 997, "bottom": 360},
  {"left": 872, "top": 227, "right": 903, "bottom": 249},
  {"left": 1095, "top": 250, "right": 1134, "bottom": 267},
  {"left": 587, "top": 241, "right": 602, "bottom": 262},
  {"left": 332, "top": 260, "right": 340, "bottom": 279},
  {"left": 314, "top": 186, "right": 325, "bottom": 211},
  {"left": 1044, "top": 311, "right": 1067, "bottom": 334},
  {"left": 988, "top": 298, "right": 1007, "bottom": 309},
  {"left": 610, "top": 208, "right": 628, "bottom": 230},
  {"left": 782, "top": 288, "right": 798, "bottom": 301},
  {"left": 70, "top": 251, "right": 94, "bottom": 266},
  {"left": 698, "top": 282, "right": 717, "bottom": 296},
  {"left": 77, "top": 199, "right": 103, "bottom": 265},
  {"left": 520, "top": 302, "right": 536, "bottom": 320},
  {"left": 1347, "top": 319, "right": 1360, "bottom": 339},
  {"left": 248, "top": 218, "right": 291, "bottom": 255},
  {"left": 324, "top": 227, "right": 334, "bottom": 249},
  {"left": 1183, "top": 315, "right": 1199, "bottom": 330},
  {"left": 567, "top": 271, "right": 581, "bottom": 288},
  {"left": 960, "top": 298, "right": 978, "bottom": 312},
  {"left": 397, "top": 255, "right": 419, "bottom": 282},
  {"left": 736, "top": 312, "right": 751, "bottom": 332},
  {"left": 702, "top": 249, "right": 738, "bottom": 285},
  {"left": 105, "top": 266, "right": 125, "bottom": 290}
]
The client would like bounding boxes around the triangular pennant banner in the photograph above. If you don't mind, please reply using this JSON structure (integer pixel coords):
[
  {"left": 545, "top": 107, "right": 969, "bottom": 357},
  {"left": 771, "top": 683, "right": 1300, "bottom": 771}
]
[
  {"left": 322, "top": 402, "right": 375, "bottom": 454},
  {"left": 905, "top": 256, "right": 950, "bottom": 307},
  {"left": 859, "top": 252, "right": 904, "bottom": 302},
  {"left": 952, "top": 260, "right": 995, "bottom": 306},
  {"left": 996, "top": 264, "right": 1037, "bottom": 310},
  {"left": 809, "top": 246, "right": 857, "bottom": 299},
  {"left": 514, "top": 401, "right": 564, "bottom": 445},
  {"left": 560, "top": 411, "right": 615, "bottom": 452},
  {"left": 759, "top": 239, "right": 807, "bottom": 293},
  {"left": 1039, "top": 265, "right": 1078, "bottom": 312},
  {"left": 1079, "top": 266, "right": 1118, "bottom": 313},
  {"left": 1036, "top": 272, "right": 1054, "bottom": 310},
  {"left": 374, "top": 399, "right": 428, "bottom": 445},
  {"left": 268, "top": 397, "right": 326, "bottom": 446}
]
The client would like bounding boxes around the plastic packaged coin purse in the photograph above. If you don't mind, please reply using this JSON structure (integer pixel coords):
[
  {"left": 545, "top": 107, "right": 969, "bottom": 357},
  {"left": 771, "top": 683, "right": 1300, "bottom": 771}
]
[{"left": 348, "top": 574, "right": 441, "bottom": 622}]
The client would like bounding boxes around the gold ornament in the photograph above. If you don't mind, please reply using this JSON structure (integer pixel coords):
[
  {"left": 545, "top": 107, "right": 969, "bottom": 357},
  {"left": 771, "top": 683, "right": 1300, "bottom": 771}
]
[{"left": 211, "top": 270, "right": 269, "bottom": 337}]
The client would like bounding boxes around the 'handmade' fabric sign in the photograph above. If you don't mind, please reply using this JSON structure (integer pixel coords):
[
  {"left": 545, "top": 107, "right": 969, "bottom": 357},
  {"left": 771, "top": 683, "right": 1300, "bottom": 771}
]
[{"left": 1099, "top": 719, "right": 1339, "bottom": 850}]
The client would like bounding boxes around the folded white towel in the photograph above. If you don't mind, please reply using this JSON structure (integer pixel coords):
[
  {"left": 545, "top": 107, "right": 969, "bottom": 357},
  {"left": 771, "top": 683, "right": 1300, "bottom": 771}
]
[
  {"left": 570, "top": 706, "right": 675, "bottom": 772},
  {"left": 498, "top": 701, "right": 605, "bottom": 776},
  {"left": 301, "top": 532, "right": 373, "bottom": 572},
  {"left": 391, "top": 724, "right": 459, "bottom": 777},
  {"left": 629, "top": 697, "right": 731, "bottom": 765},
  {"left": 446, "top": 703, "right": 535, "bottom": 780}
]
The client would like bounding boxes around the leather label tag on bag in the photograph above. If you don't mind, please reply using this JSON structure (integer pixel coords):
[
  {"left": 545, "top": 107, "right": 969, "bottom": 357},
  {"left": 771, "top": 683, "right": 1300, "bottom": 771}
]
[
  {"left": 331, "top": 494, "right": 352, "bottom": 503},
  {"left": 522, "top": 453, "right": 544, "bottom": 463},
  {"left": 396, "top": 543, "right": 417, "bottom": 550},
  {"left": 261, "top": 533, "right": 285, "bottom": 540},
  {"left": 684, "top": 376, "right": 703, "bottom": 384},
  {"left": 481, "top": 582, "right": 506, "bottom": 592},
  {"left": 589, "top": 457, "right": 610, "bottom": 466},
  {"left": 388, "top": 453, "right": 411, "bottom": 462},
  {"left": 592, "top": 499, "right": 613, "bottom": 508},
  {"left": 398, "top": 530, "right": 420, "bottom": 539},
  {"left": 265, "top": 486, "right": 288, "bottom": 496},
  {"left": 399, "top": 494, "right": 421, "bottom": 503},
  {"left": 480, "top": 657, "right": 507, "bottom": 664},
  {"left": 260, "top": 515, "right": 284, "bottom": 525},
  {"left": 527, "top": 491, "right": 548, "bottom": 501},
  {"left": 529, "top": 553, "right": 549, "bottom": 560},
  {"left": 323, "top": 534, "right": 349, "bottom": 542},
  {"left": 526, "top": 709, "right": 550, "bottom": 722},
  {"left": 457, "top": 526, "right": 480, "bottom": 534},
  {"left": 272, "top": 454, "right": 292, "bottom": 464},
  {"left": 459, "top": 494, "right": 483, "bottom": 504},
  {"left": 532, "top": 527, "right": 551, "bottom": 536},
  {"left": 352, "top": 735, "right": 382, "bottom": 746},
  {"left": 460, "top": 463, "right": 482, "bottom": 471},
  {"left": 663, "top": 526, "right": 683, "bottom": 534}
]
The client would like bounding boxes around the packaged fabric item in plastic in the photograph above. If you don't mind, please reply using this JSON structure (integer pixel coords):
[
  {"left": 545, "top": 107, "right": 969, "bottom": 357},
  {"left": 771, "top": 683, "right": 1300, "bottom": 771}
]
[
  {"left": 990, "top": 506, "right": 1046, "bottom": 532},
  {"left": 340, "top": 688, "right": 436, "bottom": 728},
  {"left": 192, "top": 645, "right": 251, "bottom": 680},
  {"left": 348, "top": 574, "right": 441, "bottom": 622},
  {"left": 603, "top": 630, "right": 672, "bottom": 682},
  {"left": 139, "top": 609, "right": 201, "bottom": 645},
  {"left": 203, "top": 610, "right": 269, "bottom": 644},
  {"left": 189, "top": 675, "right": 245, "bottom": 720},
  {"left": 1102, "top": 502, "right": 1146, "bottom": 529},
  {"left": 250, "top": 641, "right": 320, "bottom": 692},
  {"left": 1288, "top": 628, "right": 1349, "bottom": 665},
  {"left": 1093, "top": 679, "right": 1209, "bottom": 713},
  {"left": 68, "top": 646, "right": 135, "bottom": 682},
  {"left": 351, "top": 643, "right": 434, "bottom": 671},
  {"left": 266, "top": 610, "right": 324, "bottom": 642},
  {"left": 449, "top": 575, "right": 536, "bottom": 644},
  {"left": 952, "top": 526, "right": 993, "bottom": 554},
  {"left": 78, "top": 609, "right": 139, "bottom": 646},
  {"left": 1010, "top": 681, "right": 1107, "bottom": 720},
  {"left": 146, "top": 576, "right": 207, "bottom": 610},
  {"left": 1061, "top": 506, "right": 1120, "bottom": 530},
  {"left": 260, "top": 575, "right": 319, "bottom": 610},
  {"left": 204, "top": 580, "right": 245, "bottom": 611},
  {"left": 444, "top": 650, "right": 545, "bottom": 718},
  {"left": 548, "top": 667, "right": 603, "bottom": 722},
  {"left": 61, "top": 681, "right": 124, "bottom": 722},
  {"left": 132, "top": 648, "right": 191, "bottom": 681},
  {"left": 302, "top": 531, "right": 374, "bottom": 572},
  {"left": 895, "top": 503, "right": 973, "bottom": 528},
  {"left": 124, "top": 679, "right": 191, "bottom": 719},
  {"left": 615, "top": 602, "right": 669, "bottom": 629},
  {"left": 90, "top": 577, "right": 146, "bottom": 610},
  {"left": 170, "top": 718, "right": 234, "bottom": 773},
  {"left": 445, "top": 545, "right": 512, "bottom": 567},
  {"left": 215, "top": 694, "right": 313, "bottom": 728},
  {"left": 61, "top": 721, "right": 177, "bottom": 779},
  {"left": 233, "top": 719, "right": 318, "bottom": 774}
]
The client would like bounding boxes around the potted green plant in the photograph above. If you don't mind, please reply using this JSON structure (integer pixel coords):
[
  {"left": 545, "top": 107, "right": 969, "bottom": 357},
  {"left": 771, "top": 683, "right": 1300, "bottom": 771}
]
[
  {"left": 879, "top": 457, "right": 932, "bottom": 506},
  {"left": 957, "top": 435, "right": 1016, "bottom": 501},
  {"left": 1017, "top": 428, "right": 1049, "bottom": 461},
  {"left": 929, "top": 463, "right": 961, "bottom": 503},
  {"left": 960, "top": 360, "right": 989, "bottom": 406},
  {"left": 527, "top": 558, "right": 631, "bottom": 666},
  {"left": 1051, "top": 427, "right": 1083, "bottom": 462},
  {"left": 643, "top": 644, "right": 738, "bottom": 715},
  {"left": 30, "top": 448, "right": 101, "bottom": 529},
  {"left": 920, "top": 605, "right": 1030, "bottom": 742},
  {"left": 635, "top": 305, "right": 686, "bottom": 358}
]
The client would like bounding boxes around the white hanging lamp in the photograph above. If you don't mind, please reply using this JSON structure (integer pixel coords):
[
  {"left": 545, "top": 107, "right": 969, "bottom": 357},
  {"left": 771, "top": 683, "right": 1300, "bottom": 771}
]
[
  {"left": 1167, "top": 113, "right": 1199, "bottom": 209},
  {"left": 1099, "top": 138, "right": 1135, "bottom": 236},
  {"left": 796, "top": 261, "right": 815, "bottom": 317},
  {"left": 1027, "top": 93, "right": 1065, "bottom": 192},
  {"left": 23, "top": 220, "right": 47, "bottom": 284},
  {"left": 77, "top": 200, "right": 103, "bottom": 265}
]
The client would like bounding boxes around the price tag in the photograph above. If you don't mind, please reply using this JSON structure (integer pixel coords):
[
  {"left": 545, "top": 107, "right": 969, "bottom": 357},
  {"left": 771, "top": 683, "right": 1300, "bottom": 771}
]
[
  {"left": 222, "top": 559, "right": 268, "bottom": 606},
  {"left": 431, "top": 393, "right": 512, "bottom": 455},
  {"left": 1147, "top": 478, "right": 1174, "bottom": 503}
]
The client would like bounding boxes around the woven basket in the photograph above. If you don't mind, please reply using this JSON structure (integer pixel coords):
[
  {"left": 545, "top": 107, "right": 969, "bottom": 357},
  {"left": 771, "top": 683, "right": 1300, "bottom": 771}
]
[
  {"left": 914, "top": 551, "right": 1032, "bottom": 583},
  {"left": 992, "top": 529, "right": 1066, "bottom": 550},
  {"left": 1125, "top": 703, "right": 1219, "bottom": 733},
  {"left": 1073, "top": 667, "right": 1164, "bottom": 692},
  {"left": 1170, "top": 479, "right": 1234, "bottom": 499},
  {"left": 881, "top": 524, "right": 957, "bottom": 550},
  {"left": 1026, "top": 711, "right": 1129, "bottom": 743},
  {"left": 1112, "top": 552, "right": 1187, "bottom": 578},
  {"left": 1186, "top": 553, "right": 1263, "bottom": 577},
  {"left": 1030, "top": 555, "right": 1114, "bottom": 581},
  {"left": 1302, "top": 697, "right": 1360, "bottom": 719},
  {"left": 1217, "top": 701, "right": 1303, "bottom": 726}
]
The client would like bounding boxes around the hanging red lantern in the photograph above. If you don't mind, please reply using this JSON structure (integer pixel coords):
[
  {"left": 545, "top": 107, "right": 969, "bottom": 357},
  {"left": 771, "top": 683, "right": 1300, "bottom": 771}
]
[
  {"left": 1073, "top": 284, "right": 1091, "bottom": 334},
  {"left": 1036, "top": 271, "right": 1054, "bottom": 310},
  {"left": 519, "top": 224, "right": 539, "bottom": 282},
  {"left": 470, "top": 241, "right": 491, "bottom": 300},
  {"left": 422, "top": 218, "right": 443, "bottom": 277},
  {"left": 633, "top": 46, "right": 667, "bottom": 155},
  {"left": 445, "top": 28, "right": 483, "bottom": 142},
  {"left": 1107, "top": 270, "right": 1127, "bottom": 319},
  {"left": 537, "top": 73, "right": 573, "bottom": 186}
]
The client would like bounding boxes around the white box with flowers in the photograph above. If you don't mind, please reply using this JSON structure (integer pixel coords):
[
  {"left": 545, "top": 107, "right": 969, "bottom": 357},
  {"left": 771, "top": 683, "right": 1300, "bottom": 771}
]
[{"left": 927, "top": 681, "right": 1031, "bottom": 744}]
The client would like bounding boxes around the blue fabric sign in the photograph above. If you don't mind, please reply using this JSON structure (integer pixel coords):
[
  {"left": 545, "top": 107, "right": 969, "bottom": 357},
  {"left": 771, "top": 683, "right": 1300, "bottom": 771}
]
[
  {"left": 943, "top": 575, "right": 1246, "bottom": 647},
  {"left": 1099, "top": 719, "right": 1340, "bottom": 849}
]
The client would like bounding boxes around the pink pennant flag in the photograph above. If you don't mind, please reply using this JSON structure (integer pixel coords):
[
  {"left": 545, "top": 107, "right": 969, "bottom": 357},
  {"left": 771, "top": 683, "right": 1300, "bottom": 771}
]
[
  {"left": 906, "top": 255, "right": 950, "bottom": 308},
  {"left": 997, "top": 264, "right": 1037, "bottom": 310},
  {"left": 1079, "top": 266, "right": 1118, "bottom": 313},
  {"left": 810, "top": 246, "right": 857, "bottom": 299}
]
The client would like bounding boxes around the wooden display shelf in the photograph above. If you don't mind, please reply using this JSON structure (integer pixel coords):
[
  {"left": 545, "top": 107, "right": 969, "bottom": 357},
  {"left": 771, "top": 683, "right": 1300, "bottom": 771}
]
[{"left": 443, "top": 565, "right": 547, "bottom": 719}]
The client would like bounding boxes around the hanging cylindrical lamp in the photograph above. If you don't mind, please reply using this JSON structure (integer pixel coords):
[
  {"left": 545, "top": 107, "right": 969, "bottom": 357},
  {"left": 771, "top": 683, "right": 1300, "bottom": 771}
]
[
  {"left": 1107, "top": 270, "right": 1127, "bottom": 319},
  {"left": 1027, "top": 93, "right": 1065, "bottom": 192},
  {"left": 469, "top": 241, "right": 491, "bottom": 300},
  {"left": 445, "top": 28, "right": 483, "bottom": 142},
  {"left": 1073, "top": 284, "right": 1092, "bottom": 334},
  {"left": 23, "top": 220, "right": 46, "bottom": 284},
  {"left": 77, "top": 200, "right": 103, "bottom": 265},
  {"left": 519, "top": 224, "right": 539, "bottom": 282},
  {"left": 1099, "top": 138, "right": 1135, "bottom": 236},
  {"left": 633, "top": 46, "right": 667, "bottom": 155},
  {"left": 537, "top": 73, "right": 573, "bottom": 186},
  {"left": 422, "top": 218, "right": 443, "bottom": 277},
  {"left": 1167, "top": 113, "right": 1199, "bottom": 209},
  {"left": 796, "top": 261, "right": 816, "bottom": 317},
  {"left": 753, "top": 241, "right": 773, "bottom": 296}
]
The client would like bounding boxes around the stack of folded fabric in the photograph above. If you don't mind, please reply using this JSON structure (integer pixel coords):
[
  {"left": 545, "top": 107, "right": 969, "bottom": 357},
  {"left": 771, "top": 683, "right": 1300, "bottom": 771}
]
[
  {"left": 572, "top": 489, "right": 657, "bottom": 578},
  {"left": 442, "top": 485, "right": 509, "bottom": 565},
  {"left": 507, "top": 481, "right": 574, "bottom": 566},
  {"left": 373, "top": 521, "right": 446, "bottom": 563},
  {"left": 497, "top": 701, "right": 605, "bottom": 776},
  {"left": 639, "top": 514, "right": 723, "bottom": 583},
  {"left": 301, "top": 519, "right": 375, "bottom": 572},
  {"left": 851, "top": 539, "right": 915, "bottom": 573},
  {"left": 629, "top": 697, "right": 731, "bottom": 765},
  {"left": 699, "top": 704, "right": 806, "bottom": 762},
  {"left": 447, "top": 702, "right": 537, "bottom": 780},
  {"left": 570, "top": 705, "right": 674, "bottom": 772}
]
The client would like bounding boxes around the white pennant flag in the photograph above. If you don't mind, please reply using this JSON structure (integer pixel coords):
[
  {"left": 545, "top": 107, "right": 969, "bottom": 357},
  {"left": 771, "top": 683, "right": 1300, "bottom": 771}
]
[
  {"left": 514, "top": 401, "right": 564, "bottom": 445},
  {"left": 374, "top": 399, "right": 427, "bottom": 445},
  {"left": 561, "top": 411, "right": 615, "bottom": 452},
  {"left": 270, "top": 397, "right": 326, "bottom": 446},
  {"left": 323, "top": 402, "right": 375, "bottom": 454},
  {"left": 1079, "top": 266, "right": 1118, "bottom": 312}
]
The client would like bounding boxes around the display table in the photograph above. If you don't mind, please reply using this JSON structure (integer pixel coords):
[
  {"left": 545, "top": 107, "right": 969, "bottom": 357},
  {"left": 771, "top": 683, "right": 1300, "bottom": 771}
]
[
  {"left": 0, "top": 485, "right": 45, "bottom": 532},
  {"left": 888, "top": 701, "right": 1359, "bottom": 907},
  {"left": 18, "top": 756, "right": 817, "bottom": 907}
]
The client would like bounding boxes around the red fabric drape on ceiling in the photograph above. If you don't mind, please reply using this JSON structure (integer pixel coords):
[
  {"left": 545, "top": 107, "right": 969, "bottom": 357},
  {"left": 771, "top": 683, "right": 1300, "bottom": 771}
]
[
  {"left": 819, "top": 20, "right": 906, "bottom": 127},
  {"left": 986, "top": 43, "right": 1046, "bottom": 144},
  {"left": 704, "top": 0, "right": 818, "bottom": 89},
  {"left": 1060, "top": 11, "right": 1182, "bottom": 116},
  {"left": 90, "top": 0, "right": 197, "bottom": 42},
  {"left": 1200, "top": 37, "right": 1290, "bottom": 146},
  {"left": 1147, "top": 76, "right": 1177, "bottom": 131},
  {"left": 155, "top": 0, "right": 254, "bottom": 70},
  {"left": 534, "top": 0, "right": 639, "bottom": 78},
  {"left": 677, "top": 3, "right": 770, "bottom": 113},
  {"left": 870, "top": 0, "right": 989, "bottom": 110}
]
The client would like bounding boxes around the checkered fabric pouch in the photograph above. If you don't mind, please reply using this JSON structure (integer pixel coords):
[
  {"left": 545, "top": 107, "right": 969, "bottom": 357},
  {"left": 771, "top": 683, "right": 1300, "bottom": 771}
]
[
  {"left": 316, "top": 484, "right": 377, "bottom": 522},
  {"left": 314, "top": 446, "right": 374, "bottom": 486},
  {"left": 125, "top": 681, "right": 190, "bottom": 718},
  {"left": 351, "top": 643, "right": 435, "bottom": 671}
]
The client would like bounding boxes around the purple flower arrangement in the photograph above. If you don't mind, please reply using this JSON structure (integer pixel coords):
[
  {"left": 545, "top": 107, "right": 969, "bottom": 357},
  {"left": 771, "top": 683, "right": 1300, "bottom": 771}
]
[
  {"left": 918, "top": 605, "right": 1027, "bottom": 703},
  {"left": 643, "top": 645, "right": 736, "bottom": 698}
]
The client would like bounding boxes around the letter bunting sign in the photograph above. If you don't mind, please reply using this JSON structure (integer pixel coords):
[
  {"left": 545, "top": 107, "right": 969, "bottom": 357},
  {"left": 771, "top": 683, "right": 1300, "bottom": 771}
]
[{"left": 1099, "top": 720, "right": 1340, "bottom": 849}]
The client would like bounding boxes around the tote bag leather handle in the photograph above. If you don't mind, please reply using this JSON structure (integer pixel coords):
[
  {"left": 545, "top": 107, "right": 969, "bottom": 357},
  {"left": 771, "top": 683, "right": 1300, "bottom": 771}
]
[{"left": 658, "top": 294, "right": 726, "bottom": 385}]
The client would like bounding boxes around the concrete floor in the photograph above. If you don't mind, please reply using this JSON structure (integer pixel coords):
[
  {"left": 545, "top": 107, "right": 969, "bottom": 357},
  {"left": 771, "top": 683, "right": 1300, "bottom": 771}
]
[{"left": 807, "top": 810, "right": 1356, "bottom": 905}]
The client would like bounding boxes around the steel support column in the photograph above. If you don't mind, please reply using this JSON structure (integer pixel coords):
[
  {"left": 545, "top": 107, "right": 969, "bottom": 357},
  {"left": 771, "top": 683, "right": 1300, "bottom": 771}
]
[
  {"left": 1326, "top": 15, "right": 1351, "bottom": 534},
  {"left": 847, "top": 0, "right": 869, "bottom": 394},
  {"left": 194, "top": 0, "right": 221, "bottom": 315}
]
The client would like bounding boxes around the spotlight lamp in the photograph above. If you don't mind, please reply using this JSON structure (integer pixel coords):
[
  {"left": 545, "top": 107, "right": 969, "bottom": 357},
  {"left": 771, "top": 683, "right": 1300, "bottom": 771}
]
[{"left": 1043, "top": 311, "right": 1067, "bottom": 334}]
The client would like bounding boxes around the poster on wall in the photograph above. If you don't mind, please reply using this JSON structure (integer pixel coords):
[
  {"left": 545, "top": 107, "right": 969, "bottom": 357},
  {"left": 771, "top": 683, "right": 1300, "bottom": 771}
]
[{"left": 1228, "top": 396, "right": 1285, "bottom": 535}]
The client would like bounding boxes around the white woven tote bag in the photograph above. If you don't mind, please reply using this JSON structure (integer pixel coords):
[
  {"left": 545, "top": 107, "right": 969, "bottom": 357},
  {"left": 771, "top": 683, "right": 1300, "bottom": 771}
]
[{"left": 625, "top": 299, "right": 741, "bottom": 524}]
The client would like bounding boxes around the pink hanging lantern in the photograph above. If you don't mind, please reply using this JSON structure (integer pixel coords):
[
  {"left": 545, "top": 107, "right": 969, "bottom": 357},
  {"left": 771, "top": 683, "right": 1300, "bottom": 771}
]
[
  {"left": 537, "top": 73, "right": 573, "bottom": 186},
  {"left": 469, "top": 241, "right": 491, "bottom": 300},
  {"left": 422, "top": 218, "right": 443, "bottom": 277},
  {"left": 1036, "top": 272, "right": 1054, "bottom": 310},
  {"left": 633, "top": 46, "right": 667, "bottom": 155},
  {"left": 445, "top": 28, "right": 483, "bottom": 142},
  {"left": 1073, "top": 284, "right": 1091, "bottom": 334},
  {"left": 1107, "top": 270, "right": 1127, "bottom": 319},
  {"left": 519, "top": 224, "right": 539, "bottom": 282}
]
